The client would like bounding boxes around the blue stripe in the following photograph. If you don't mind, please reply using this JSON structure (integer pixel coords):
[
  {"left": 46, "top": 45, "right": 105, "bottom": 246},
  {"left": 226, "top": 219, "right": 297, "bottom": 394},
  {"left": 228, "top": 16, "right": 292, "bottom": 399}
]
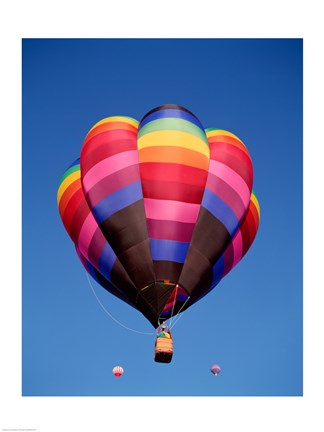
[
  {"left": 86, "top": 257, "right": 117, "bottom": 294},
  {"left": 160, "top": 311, "right": 172, "bottom": 317},
  {"left": 139, "top": 109, "right": 205, "bottom": 132},
  {"left": 93, "top": 181, "right": 143, "bottom": 224},
  {"left": 150, "top": 239, "right": 190, "bottom": 263},
  {"left": 98, "top": 243, "right": 116, "bottom": 280},
  {"left": 211, "top": 255, "right": 224, "bottom": 288},
  {"left": 85, "top": 259, "right": 114, "bottom": 290},
  {"left": 66, "top": 158, "right": 80, "bottom": 170},
  {"left": 177, "top": 294, "right": 189, "bottom": 301},
  {"left": 202, "top": 189, "right": 239, "bottom": 237},
  {"left": 85, "top": 259, "right": 98, "bottom": 281}
]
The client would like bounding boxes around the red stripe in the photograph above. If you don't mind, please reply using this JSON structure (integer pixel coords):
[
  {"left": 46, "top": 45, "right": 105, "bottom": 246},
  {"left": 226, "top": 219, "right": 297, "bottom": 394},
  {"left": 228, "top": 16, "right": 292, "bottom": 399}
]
[
  {"left": 139, "top": 162, "right": 208, "bottom": 188},
  {"left": 61, "top": 189, "right": 85, "bottom": 237},
  {"left": 146, "top": 218, "right": 195, "bottom": 242},
  {"left": 211, "top": 150, "right": 254, "bottom": 191},
  {"left": 69, "top": 200, "right": 91, "bottom": 244},
  {"left": 142, "top": 179, "right": 205, "bottom": 203},
  {"left": 58, "top": 179, "right": 81, "bottom": 217},
  {"left": 208, "top": 134, "right": 249, "bottom": 155},
  {"left": 85, "top": 164, "right": 141, "bottom": 207},
  {"left": 84, "top": 121, "right": 137, "bottom": 145},
  {"left": 81, "top": 130, "right": 137, "bottom": 175},
  {"left": 210, "top": 141, "right": 253, "bottom": 174},
  {"left": 240, "top": 210, "right": 256, "bottom": 256},
  {"left": 249, "top": 199, "right": 260, "bottom": 230}
]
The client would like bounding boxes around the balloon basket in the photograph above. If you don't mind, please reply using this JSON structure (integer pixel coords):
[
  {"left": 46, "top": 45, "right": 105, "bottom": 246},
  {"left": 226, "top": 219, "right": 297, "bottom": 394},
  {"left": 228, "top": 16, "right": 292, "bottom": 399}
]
[{"left": 154, "top": 336, "right": 173, "bottom": 363}]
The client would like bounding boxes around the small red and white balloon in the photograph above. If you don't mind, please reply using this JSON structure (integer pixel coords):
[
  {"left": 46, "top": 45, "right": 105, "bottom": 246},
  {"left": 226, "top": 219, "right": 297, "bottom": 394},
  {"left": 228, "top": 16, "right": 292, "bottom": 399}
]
[{"left": 112, "top": 365, "right": 124, "bottom": 378}]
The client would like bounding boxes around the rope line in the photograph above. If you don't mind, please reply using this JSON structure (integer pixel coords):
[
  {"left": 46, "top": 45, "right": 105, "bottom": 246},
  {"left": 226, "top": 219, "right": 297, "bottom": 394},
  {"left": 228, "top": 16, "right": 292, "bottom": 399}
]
[
  {"left": 85, "top": 273, "right": 155, "bottom": 335},
  {"left": 169, "top": 284, "right": 179, "bottom": 328},
  {"left": 169, "top": 296, "right": 190, "bottom": 330},
  {"left": 157, "top": 283, "right": 190, "bottom": 330}
]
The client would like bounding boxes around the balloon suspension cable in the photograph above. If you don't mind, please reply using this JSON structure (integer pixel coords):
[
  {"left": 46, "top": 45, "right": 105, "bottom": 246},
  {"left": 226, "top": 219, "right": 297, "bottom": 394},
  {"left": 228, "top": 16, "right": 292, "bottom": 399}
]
[
  {"left": 168, "top": 284, "right": 179, "bottom": 328},
  {"left": 85, "top": 273, "right": 155, "bottom": 335},
  {"left": 161, "top": 282, "right": 191, "bottom": 330},
  {"left": 169, "top": 296, "right": 190, "bottom": 330}
]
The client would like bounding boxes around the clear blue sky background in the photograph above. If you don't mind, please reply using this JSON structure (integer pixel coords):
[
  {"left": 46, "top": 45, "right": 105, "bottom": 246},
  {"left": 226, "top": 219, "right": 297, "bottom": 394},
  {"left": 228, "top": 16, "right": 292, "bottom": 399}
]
[{"left": 22, "top": 38, "right": 302, "bottom": 397}]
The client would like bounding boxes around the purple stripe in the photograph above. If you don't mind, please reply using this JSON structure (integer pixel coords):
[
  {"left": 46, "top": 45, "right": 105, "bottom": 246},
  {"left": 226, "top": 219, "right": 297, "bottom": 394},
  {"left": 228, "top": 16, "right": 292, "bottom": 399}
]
[{"left": 146, "top": 218, "right": 195, "bottom": 242}]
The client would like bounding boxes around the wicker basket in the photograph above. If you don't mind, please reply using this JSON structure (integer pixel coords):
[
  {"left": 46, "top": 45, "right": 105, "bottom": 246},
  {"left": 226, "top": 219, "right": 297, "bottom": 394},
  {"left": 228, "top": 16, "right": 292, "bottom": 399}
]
[{"left": 154, "top": 336, "right": 173, "bottom": 363}]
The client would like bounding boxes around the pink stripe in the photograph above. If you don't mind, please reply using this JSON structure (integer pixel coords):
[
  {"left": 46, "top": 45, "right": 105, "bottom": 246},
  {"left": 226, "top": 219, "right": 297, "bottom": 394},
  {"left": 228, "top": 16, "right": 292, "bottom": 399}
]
[
  {"left": 77, "top": 213, "right": 98, "bottom": 260},
  {"left": 144, "top": 198, "right": 200, "bottom": 223},
  {"left": 82, "top": 150, "right": 139, "bottom": 192},
  {"left": 206, "top": 172, "right": 246, "bottom": 221},
  {"left": 85, "top": 164, "right": 140, "bottom": 207},
  {"left": 209, "top": 160, "right": 251, "bottom": 207},
  {"left": 228, "top": 229, "right": 243, "bottom": 272}
]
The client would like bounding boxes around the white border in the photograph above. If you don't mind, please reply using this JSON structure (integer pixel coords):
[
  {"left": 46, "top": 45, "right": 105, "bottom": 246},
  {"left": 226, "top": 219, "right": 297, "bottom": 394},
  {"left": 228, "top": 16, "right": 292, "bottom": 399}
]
[{"left": 1, "top": 1, "right": 323, "bottom": 431}]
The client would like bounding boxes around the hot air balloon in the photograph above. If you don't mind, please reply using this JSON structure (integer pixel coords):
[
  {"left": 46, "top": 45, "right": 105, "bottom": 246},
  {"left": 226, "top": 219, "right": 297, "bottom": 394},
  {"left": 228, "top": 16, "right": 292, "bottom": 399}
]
[
  {"left": 210, "top": 364, "right": 221, "bottom": 376},
  {"left": 57, "top": 104, "right": 260, "bottom": 363},
  {"left": 155, "top": 323, "right": 173, "bottom": 363},
  {"left": 112, "top": 365, "right": 124, "bottom": 378}
]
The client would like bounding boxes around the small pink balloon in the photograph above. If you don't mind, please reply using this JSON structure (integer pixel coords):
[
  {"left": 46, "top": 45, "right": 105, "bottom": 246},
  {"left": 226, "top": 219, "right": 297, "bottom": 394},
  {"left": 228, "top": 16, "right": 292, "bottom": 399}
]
[{"left": 210, "top": 364, "right": 221, "bottom": 376}]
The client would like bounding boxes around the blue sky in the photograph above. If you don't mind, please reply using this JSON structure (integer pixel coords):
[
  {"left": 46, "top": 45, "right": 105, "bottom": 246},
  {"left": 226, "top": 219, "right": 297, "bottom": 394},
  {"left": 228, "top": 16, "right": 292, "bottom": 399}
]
[{"left": 22, "top": 38, "right": 303, "bottom": 398}]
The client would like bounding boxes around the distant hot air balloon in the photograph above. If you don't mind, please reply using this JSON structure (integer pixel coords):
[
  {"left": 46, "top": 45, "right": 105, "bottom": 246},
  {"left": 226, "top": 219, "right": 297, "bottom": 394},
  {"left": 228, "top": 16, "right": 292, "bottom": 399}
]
[
  {"left": 57, "top": 104, "right": 260, "bottom": 362},
  {"left": 112, "top": 366, "right": 124, "bottom": 378},
  {"left": 211, "top": 364, "right": 221, "bottom": 376}
]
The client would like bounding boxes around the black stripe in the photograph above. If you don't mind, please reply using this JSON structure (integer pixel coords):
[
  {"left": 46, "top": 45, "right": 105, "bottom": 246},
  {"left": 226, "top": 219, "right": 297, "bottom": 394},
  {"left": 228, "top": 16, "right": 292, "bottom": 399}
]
[
  {"left": 152, "top": 260, "right": 184, "bottom": 283},
  {"left": 139, "top": 281, "right": 176, "bottom": 326},
  {"left": 179, "top": 208, "right": 231, "bottom": 294},
  {"left": 100, "top": 200, "right": 156, "bottom": 288}
]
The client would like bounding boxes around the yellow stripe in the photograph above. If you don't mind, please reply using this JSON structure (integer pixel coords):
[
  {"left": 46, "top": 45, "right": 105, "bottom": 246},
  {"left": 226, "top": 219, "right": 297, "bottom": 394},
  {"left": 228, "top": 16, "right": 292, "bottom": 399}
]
[
  {"left": 88, "top": 116, "right": 139, "bottom": 133},
  {"left": 57, "top": 171, "right": 81, "bottom": 204},
  {"left": 206, "top": 129, "right": 244, "bottom": 144},
  {"left": 251, "top": 193, "right": 260, "bottom": 216},
  {"left": 138, "top": 130, "right": 210, "bottom": 158}
]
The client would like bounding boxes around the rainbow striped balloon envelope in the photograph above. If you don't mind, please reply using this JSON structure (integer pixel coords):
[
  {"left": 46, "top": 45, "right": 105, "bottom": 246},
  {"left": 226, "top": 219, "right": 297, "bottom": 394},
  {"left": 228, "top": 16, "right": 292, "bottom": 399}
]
[{"left": 57, "top": 104, "right": 260, "bottom": 328}]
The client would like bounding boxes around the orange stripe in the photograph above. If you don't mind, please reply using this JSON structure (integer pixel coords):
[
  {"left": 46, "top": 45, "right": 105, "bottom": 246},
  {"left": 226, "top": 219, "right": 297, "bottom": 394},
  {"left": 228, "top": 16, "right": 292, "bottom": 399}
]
[
  {"left": 249, "top": 198, "right": 260, "bottom": 229},
  {"left": 208, "top": 134, "right": 249, "bottom": 155},
  {"left": 251, "top": 193, "right": 260, "bottom": 216},
  {"left": 58, "top": 179, "right": 82, "bottom": 216},
  {"left": 84, "top": 121, "right": 138, "bottom": 144},
  {"left": 138, "top": 146, "right": 209, "bottom": 171}
]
